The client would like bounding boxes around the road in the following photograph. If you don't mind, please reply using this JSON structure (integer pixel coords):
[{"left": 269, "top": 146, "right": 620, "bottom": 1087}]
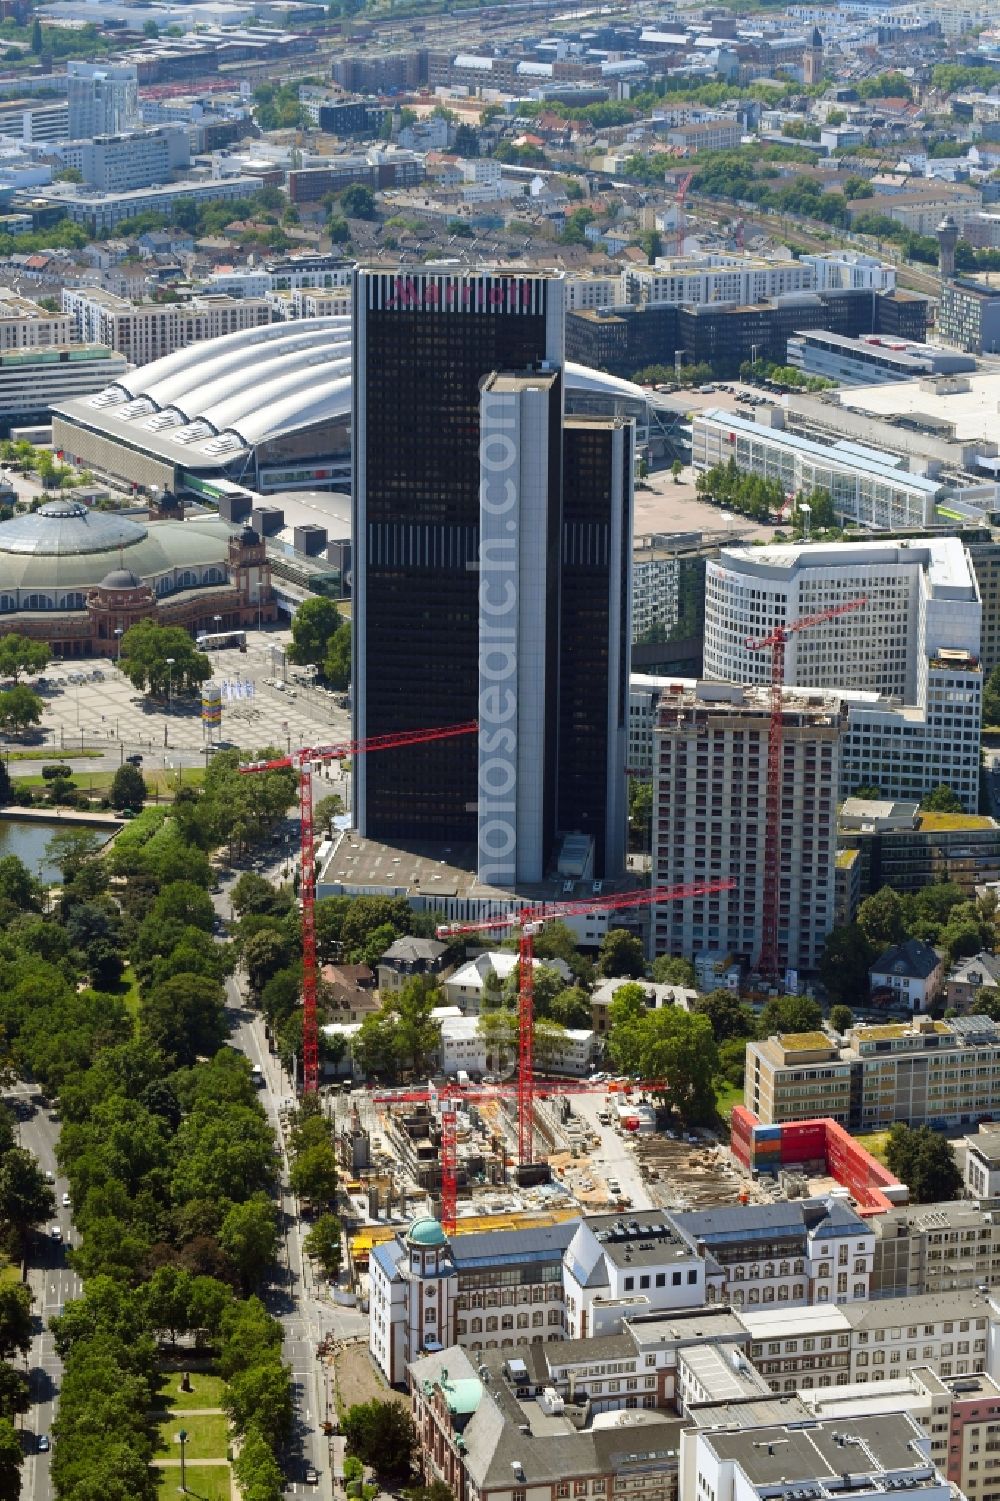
[
  {"left": 214, "top": 855, "right": 367, "bottom": 1500},
  {"left": 10, "top": 1085, "right": 80, "bottom": 1501}
]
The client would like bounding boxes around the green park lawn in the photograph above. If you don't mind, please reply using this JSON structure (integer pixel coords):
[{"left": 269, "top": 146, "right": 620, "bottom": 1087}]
[
  {"left": 154, "top": 1464, "right": 232, "bottom": 1501},
  {"left": 152, "top": 1412, "right": 229, "bottom": 1463},
  {"left": 714, "top": 1080, "right": 745, "bottom": 1121},
  {"left": 152, "top": 1371, "right": 227, "bottom": 1413},
  {"left": 854, "top": 1129, "right": 891, "bottom": 1165}
]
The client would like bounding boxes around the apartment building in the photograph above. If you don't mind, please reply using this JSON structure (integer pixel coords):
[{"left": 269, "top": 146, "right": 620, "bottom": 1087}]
[
  {"left": 60, "top": 290, "right": 270, "bottom": 365},
  {"left": 369, "top": 1216, "right": 574, "bottom": 1385},
  {"left": 847, "top": 185, "right": 983, "bottom": 235},
  {"left": 740, "top": 1288, "right": 994, "bottom": 1392},
  {"left": 872, "top": 1198, "right": 1000, "bottom": 1299},
  {"left": 0, "top": 291, "right": 73, "bottom": 350},
  {"left": 0, "top": 98, "right": 69, "bottom": 144},
  {"left": 34, "top": 175, "right": 264, "bottom": 233},
  {"left": 410, "top": 1343, "right": 687, "bottom": 1501},
  {"left": 664, "top": 118, "right": 743, "bottom": 153},
  {"left": 623, "top": 254, "right": 813, "bottom": 309},
  {"left": 693, "top": 410, "right": 941, "bottom": 530},
  {"left": 747, "top": 1015, "right": 1000, "bottom": 1129},
  {"left": 651, "top": 680, "right": 846, "bottom": 972},
  {"left": 703, "top": 539, "right": 983, "bottom": 813},
  {"left": 565, "top": 274, "right": 622, "bottom": 312}
]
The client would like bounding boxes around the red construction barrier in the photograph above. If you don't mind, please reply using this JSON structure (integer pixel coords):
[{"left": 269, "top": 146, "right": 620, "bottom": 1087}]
[{"left": 733, "top": 1109, "right": 902, "bottom": 1216}]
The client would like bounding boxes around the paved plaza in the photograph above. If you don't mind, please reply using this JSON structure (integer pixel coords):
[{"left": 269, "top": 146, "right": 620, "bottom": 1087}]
[{"left": 25, "top": 629, "right": 351, "bottom": 768}]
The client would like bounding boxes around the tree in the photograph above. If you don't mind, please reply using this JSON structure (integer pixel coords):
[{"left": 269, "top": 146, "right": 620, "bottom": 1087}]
[
  {"left": 0, "top": 1148, "right": 53, "bottom": 1254},
  {"left": 0, "top": 634, "right": 49, "bottom": 683},
  {"left": 30, "top": 16, "right": 41, "bottom": 51},
  {"left": 548, "top": 986, "right": 592, "bottom": 1028},
  {"left": 857, "top": 887, "right": 906, "bottom": 950},
  {"left": 140, "top": 973, "right": 228, "bottom": 1066},
  {"left": 0, "top": 684, "right": 42, "bottom": 735},
  {"left": 234, "top": 1423, "right": 284, "bottom": 1501},
  {"left": 920, "top": 784, "right": 964, "bottom": 814},
  {"left": 324, "top": 619, "right": 351, "bottom": 689},
  {"left": 628, "top": 779, "right": 652, "bottom": 852},
  {"left": 828, "top": 1004, "right": 854, "bottom": 1035},
  {"left": 650, "top": 956, "right": 696, "bottom": 987},
  {"left": 109, "top": 763, "right": 146, "bottom": 811},
  {"left": 597, "top": 928, "right": 645, "bottom": 979},
  {"left": 290, "top": 1142, "right": 338, "bottom": 1205},
  {"left": 693, "top": 989, "right": 757, "bottom": 1042},
  {"left": 885, "top": 1123, "right": 962, "bottom": 1203},
  {"left": 984, "top": 664, "right": 1000, "bottom": 728},
  {"left": 0, "top": 1364, "right": 28, "bottom": 1420},
  {"left": 289, "top": 596, "right": 342, "bottom": 668},
  {"left": 340, "top": 184, "right": 377, "bottom": 219},
  {"left": 143, "top": 16, "right": 159, "bottom": 34},
  {"left": 607, "top": 1006, "right": 718, "bottom": 1122},
  {"left": 0, "top": 1283, "right": 32, "bottom": 1360},
  {"left": 344, "top": 1399, "right": 416, "bottom": 1482},
  {"left": 819, "top": 924, "right": 875, "bottom": 1005},
  {"left": 0, "top": 1417, "right": 21, "bottom": 1500},
  {"left": 225, "top": 1360, "right": 293, "bottom": 1449},
  {"left": 118, "top": 622, "right": 210, "bottom": 698},
  {"left": 757, "top": 994, "right": 822, "bottom": 1037},
  {"left": 477, "top": 1008, "right": 517, "bottom": 1074},
  {"left": 671, "top": 459, "right": 683, "bottom": 483},
  {"left": 220, "top": 1194, "right": 278, "bottom": 1295},
  {"left": 304, "top": 1212, "right": 342, "bottom": 1278}
]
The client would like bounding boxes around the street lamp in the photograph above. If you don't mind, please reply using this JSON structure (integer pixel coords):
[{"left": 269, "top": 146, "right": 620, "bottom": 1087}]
[
  {"left": 213, "top": 613, "right": 222, "bottom": 640},
  {"left": 177, "top": 1428, "right": 188, "bottom": 1494},
  {"left": 165, "top": 656, "right": 175, "bottom": 706},
  {"left": 114, "top": 626, "right": 123, "bottom": 663}
]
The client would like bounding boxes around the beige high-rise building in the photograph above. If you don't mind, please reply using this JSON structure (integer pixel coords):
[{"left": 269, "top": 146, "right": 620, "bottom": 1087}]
[{"left": 651, "top": 679, "right": 846, "bottom": 973}]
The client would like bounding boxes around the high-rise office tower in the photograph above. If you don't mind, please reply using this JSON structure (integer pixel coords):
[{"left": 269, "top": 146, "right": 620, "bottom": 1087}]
[
  {"left": 67, "top": 62, "right": 140, "bottom": 141},
  {"left": 353, "top": 266, "right": 631, "bottom": 886}
]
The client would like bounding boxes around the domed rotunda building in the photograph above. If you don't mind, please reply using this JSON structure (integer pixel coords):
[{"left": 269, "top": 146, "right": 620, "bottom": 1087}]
[{"left": 0, "top": 499, "right": 274, "bottom": 657}]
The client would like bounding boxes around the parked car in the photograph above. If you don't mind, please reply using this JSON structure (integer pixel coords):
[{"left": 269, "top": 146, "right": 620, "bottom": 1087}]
[{"left": 37, "top": 1436, "right": 49, "bottom": 1453}]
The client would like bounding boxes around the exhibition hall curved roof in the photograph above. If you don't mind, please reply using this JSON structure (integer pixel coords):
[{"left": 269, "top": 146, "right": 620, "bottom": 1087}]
[{"left": 55, "top": 317, "right": 647, "bottom": 472}]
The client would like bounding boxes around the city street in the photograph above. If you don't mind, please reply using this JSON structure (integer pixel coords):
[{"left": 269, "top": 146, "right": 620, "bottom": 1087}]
[
  {"left": 214, "top": 851, "right": 367, "bottom": 1501},
  {"left": 11, "top": 1084, "right": 79, "bottom": 1501}
]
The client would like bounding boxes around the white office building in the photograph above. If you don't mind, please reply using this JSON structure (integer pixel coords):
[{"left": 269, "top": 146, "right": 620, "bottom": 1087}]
[
  {"left": 704, "top": 539, "right": 983, "bottom": 812},
  {"left": 622, "top": 254, "right": 815, "bottom": 308},
  {"left": 66, "top": 62, "right": 140, "bottom": 140},
  {"left": 52, "top": 125, "right": 190, "bottom": 193},
  {"left": 692, "top": 407, "right": 942, "bottom": 530},
  {"left": 799, "top": 250, "right": 897, "bottom": 291}
]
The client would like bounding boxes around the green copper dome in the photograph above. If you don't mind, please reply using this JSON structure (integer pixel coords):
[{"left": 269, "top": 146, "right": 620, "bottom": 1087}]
[{"left": 407, "top": 1216, "right": 448, "bottom": 1247}]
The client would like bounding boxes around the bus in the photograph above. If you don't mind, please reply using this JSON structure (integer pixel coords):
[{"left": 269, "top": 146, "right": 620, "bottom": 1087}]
[{"left": 196, "top": 629, "right": 247, "bottom": 652}]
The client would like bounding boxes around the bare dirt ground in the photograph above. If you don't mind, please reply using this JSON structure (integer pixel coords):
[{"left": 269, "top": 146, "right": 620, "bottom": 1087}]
[
  {"left": 633, "top": 1135, "right": 750, "bottom": 1211},
  {"left": 331, "top": 1339, "right": 395, "bottom": 1418}
]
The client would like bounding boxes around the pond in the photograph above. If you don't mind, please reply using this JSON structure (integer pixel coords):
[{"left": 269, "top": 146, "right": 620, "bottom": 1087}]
[{"left": 0, "top": 817, "right": 116, "bottom": 884}]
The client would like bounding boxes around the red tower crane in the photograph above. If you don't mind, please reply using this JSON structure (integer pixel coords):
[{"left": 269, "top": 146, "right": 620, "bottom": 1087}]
[
  {"left": 436, "top": 877, "right": 734, "bottom": 1181},
  {"left": 673, "top": 171, "right": 694, "bottom": 255},
  {"left": 746, "top": 598, "right": 866, "bottom": 979},
  {"left": 240, "top": 720, "right": 478, "bottom": 1093}
]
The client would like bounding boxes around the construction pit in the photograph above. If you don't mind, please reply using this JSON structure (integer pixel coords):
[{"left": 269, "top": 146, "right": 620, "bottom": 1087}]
[{"left": 335, "top": 1081, "right": 751, "bottom": 1286}]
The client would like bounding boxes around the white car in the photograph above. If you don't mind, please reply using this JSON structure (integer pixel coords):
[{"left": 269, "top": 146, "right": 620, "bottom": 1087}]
[
  {"left": 49, "top": 1225, "right": 61, "bottom": 1240},
  {"left": 61, "top": 1193, "right": 70, "bottom": 1208}
]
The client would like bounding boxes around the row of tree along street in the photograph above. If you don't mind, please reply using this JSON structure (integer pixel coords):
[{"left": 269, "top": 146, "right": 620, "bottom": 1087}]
[{"left": 0, "top": 743, "right": 311, "bottom": 1501}]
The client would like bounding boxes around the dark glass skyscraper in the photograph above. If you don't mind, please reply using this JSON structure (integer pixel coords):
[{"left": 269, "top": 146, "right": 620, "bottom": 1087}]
[{"left": 352, "top": 265, "right": 631, "bottom": 885}]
